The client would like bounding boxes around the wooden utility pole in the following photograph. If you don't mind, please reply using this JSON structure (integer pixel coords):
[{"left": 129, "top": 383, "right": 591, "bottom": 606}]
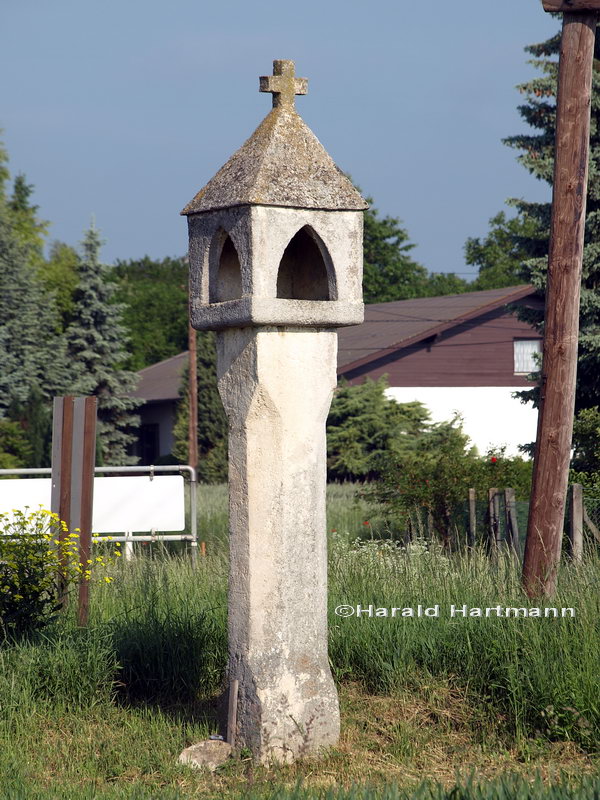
[
  {"left": 522, "top": 4, "right": 599, "bottom": 597},
  {"left": 188, "top": 322, "right": 199, "bottom": 470}
]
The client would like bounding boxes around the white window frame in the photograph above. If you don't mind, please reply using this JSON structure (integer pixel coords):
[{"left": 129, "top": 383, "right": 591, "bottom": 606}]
[{"left": 513, "top": 338, "right": 542, "bottom": 375}]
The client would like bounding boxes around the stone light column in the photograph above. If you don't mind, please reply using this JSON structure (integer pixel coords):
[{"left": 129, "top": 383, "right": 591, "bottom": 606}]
[{"left": 181, "top": 60, "right": 367, "bottom": 763}]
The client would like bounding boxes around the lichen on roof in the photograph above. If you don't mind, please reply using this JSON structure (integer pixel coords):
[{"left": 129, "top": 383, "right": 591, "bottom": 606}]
[{"left": 181, "top": 60, "right": 368, "bottom": 215}]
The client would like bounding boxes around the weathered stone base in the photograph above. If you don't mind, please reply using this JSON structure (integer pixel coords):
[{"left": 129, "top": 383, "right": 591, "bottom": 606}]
[{"left": 217, "top": 327, "right": 340, "bottom": 763}]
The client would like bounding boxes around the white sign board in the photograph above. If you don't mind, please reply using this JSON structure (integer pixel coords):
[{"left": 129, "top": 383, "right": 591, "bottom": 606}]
[{"left": 0, "top": 476, "right": 185, "bottom": 533}]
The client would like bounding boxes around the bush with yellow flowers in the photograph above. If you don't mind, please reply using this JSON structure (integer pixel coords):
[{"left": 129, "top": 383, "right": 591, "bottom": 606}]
[{"left": 0, "top": 508, "right": 119, "bottom": 636}]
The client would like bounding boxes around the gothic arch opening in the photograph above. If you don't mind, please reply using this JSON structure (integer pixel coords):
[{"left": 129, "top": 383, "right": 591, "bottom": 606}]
[
  {"left": 276, "top": 226, "right": 335, "bottom": 301},
  {"left": 209, "top": 231, "right": 243, "bottom": 303}
]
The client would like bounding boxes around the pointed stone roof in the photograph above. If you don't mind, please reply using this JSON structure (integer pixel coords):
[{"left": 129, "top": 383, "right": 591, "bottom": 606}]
[{"left": 181, "top": 61, "right": 367, "bottom": 215}]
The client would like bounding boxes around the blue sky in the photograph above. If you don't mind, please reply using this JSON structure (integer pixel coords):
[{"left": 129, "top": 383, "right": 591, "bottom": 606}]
[{"left": 1, "top": 1, "right": 558, "bottom": 278}]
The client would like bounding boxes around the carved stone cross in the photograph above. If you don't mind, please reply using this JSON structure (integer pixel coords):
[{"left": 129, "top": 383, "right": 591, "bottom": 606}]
[{"left": 259, "top": 59, "right": 308, "bottom": 109}]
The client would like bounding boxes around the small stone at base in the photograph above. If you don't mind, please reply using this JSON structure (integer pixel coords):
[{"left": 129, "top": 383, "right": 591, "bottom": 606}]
[{"left": 178, "top": 740, "right": 233, "bottom": 772}]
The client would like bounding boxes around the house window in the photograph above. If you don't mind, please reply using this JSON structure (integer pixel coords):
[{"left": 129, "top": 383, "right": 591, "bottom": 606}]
[{"left": 514, "top": 339, "right": 541, "bottom": 374}]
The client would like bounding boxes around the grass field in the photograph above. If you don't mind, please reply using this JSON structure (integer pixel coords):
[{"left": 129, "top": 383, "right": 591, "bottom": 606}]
[{"left": 0, "top": 484, "right": 598, "bottom": 798}]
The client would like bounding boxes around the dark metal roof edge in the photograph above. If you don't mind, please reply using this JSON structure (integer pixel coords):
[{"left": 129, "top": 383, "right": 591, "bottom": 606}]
[
  {"left": 137, "top": 351, "right": 189, "bottom": 375},
  {"left": 337, "top": 285, "right": 536, "bottom": 375}
]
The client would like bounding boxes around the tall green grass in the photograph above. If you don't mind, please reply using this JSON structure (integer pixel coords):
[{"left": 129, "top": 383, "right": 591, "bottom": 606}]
[
  {"left": 0, "top": 483, "right": 597, "bottom": 797},
  {"left": 92, "top": 554, "right": 227, "bottom": 703},
  {"left": 247, "top": 775, "right": 600, "bottom": 800},
  {"left": 328, "top": 538, "right": 600, "bottom": 745},
  {"left": 1, "top": 774, "right": 600, "bottom": 800},
  {"left": 43, "top": 530, "right": 600, "bottom": 748}
]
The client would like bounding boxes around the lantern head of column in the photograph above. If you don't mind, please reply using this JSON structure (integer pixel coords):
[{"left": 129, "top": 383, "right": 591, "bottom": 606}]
[{"left": 181, "top": 60, "right": 368, "bottom": 331}]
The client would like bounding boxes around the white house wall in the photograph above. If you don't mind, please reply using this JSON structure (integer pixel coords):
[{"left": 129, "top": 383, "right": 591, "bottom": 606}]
[{"left": 385, "top": 386, "right": 538, "bottom": 458}]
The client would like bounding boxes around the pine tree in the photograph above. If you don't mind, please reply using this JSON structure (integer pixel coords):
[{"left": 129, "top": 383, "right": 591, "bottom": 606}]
[
  {"left": 172, "top": 332, "right": 228, "bottom": 483},
  {"left": 65, "top": 225, "right": 140, "bottom": 465},
  {"left": 0, "top": 148, "right": 70, "bottom": 439}
]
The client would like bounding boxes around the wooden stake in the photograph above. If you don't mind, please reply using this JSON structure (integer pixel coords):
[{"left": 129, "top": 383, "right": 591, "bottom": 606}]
[
  {"left": 568, "top": 484, "right": 584, "bottom": 563},
  {"left": 467, "top": 488, "right": 476, "bottom": 548},
  {"left": 523, "top": 12, "right": 597, "bottom": 598},
  {"left": 487, "top": 488, "right": 500, "bottom": 556},
  {"left": 188, "top": 323, "right": 198, "bottom": 471},
  {"left": 77, "top": 397, "right": 97, "bottom": 627},
  {"left": 583, "top": 505, "right": 600, "bottom": 544},
  {"left": 227, "top": 678, "right": 239, "bottom": 747},
  {"left": 504, "top": 488, "right": 521, "bottom": 559},
  {"left": 52, "top": 396, "right": 74, "bottom": 605}
]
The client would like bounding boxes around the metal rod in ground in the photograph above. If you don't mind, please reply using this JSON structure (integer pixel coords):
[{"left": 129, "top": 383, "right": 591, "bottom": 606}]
[
  {"left": 190, "top": 466, "right": 198, "bottom": 566},
  {"left": 227, "top": 679, "right": 239, "bottom": 748},
  {"left": 188, "top": 323, "right": 199, "bottom": 472},
  {"left": 124, "top": 531, "right": 134, "bottom": 561},
  {"left": 92, "top": 534, "right": 194, "bottom": 542},
  {"left": 568, "top": 484, "right": 584, "bottom": 563},
  {"left": 523, "top": 11, "right": 598, "bottom": 598},
  {"left": 77, "top": 397, "right": 97, "bottom": 627}
]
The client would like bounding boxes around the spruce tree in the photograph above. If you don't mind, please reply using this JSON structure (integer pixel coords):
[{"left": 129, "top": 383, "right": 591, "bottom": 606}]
[
  {"left": 467, "top": 24, "right": 600, "bottom": 417},
  {"left": 0, "top": 148, "right": 70, "bottom": 443},
  {"left": 65, "top": 225, "right": 140, "bottom": 465},
  {"left": 510, "top": 26, "right": 600, "bottom": 414}
]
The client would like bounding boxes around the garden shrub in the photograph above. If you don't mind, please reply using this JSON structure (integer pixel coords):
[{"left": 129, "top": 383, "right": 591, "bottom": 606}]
[{"left": 0, "top": 508, "right": 117, "bottom": 636}]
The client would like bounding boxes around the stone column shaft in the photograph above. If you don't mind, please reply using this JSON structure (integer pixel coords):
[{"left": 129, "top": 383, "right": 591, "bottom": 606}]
[{"left": 217, "top": 327, "right": 340, "bottom": 763}]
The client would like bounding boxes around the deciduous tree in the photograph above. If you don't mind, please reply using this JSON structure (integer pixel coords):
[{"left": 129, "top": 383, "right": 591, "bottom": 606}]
[
  {"left": 112, "top": 256, "right": 188, "bottom": 370},
  {"left": 172, "top": 332, "right": 228, "bottom": 483},
  {"left": 362, "top": 196, "right": 470, "bottom": 303},
  {"left": 326, "top": 377, "right": 431, "bottom": 482}
]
